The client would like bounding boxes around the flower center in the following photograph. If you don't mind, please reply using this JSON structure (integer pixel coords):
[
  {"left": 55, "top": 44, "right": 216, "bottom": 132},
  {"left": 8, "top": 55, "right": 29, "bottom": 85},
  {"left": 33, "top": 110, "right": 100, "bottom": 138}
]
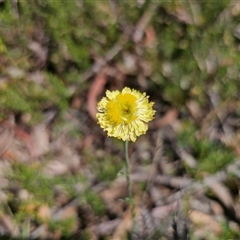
[{"left": 106, "top": 93, "right": 137, "bottom": 125}]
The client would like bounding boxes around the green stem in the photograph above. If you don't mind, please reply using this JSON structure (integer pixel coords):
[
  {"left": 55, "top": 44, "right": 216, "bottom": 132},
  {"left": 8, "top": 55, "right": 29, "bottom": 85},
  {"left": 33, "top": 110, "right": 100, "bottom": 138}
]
[
  {"left": 124, "top": 140, "right": 132, "bottom": 200},
  {"left": 124, "top": 140, "right": 136, "bottom": 222}
]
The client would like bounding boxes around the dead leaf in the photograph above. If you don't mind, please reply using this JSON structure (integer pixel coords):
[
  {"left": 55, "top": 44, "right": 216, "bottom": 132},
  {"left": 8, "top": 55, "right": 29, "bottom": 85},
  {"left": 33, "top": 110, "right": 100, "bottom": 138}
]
[
  {"left": 189, "top": 210, "right": 222, "bottom": 236},
  {"left": 87, "top": 70, "right": 107, "bottom": 120},
  {"left": 32, "top": 123, "right": 50, "bottom": 157},
  {"left": 37, "top": 204, "right": 51, "bottom": 222},
  {"left": 152, "top": 201, "right": 177, "bottom": 220},
  {"left": 100, "top": 183, "right": 127, "bottom": 202},
  {"left": 150, "top": 108, "right": 178, "bottom": 129},
  {"left": 144, "top": 26, "right": 156, "bottom": 47},
  {"left": 112, "top": 207, "right": 133, "bottom": 240},
  {"left": 28, "top": 41, "right": 48, "bottom": 67},
  {"left": 0, "top": 117, "right": 36, "bottom": 163},
  {"left": 89, "top": 218, "right": 121, "bottom": 237},
  {"left": 0, "top": 121, "right": 15, "bottom": 158},
  {"left": 42, "top": 160, "right": 68, "bottom": 177},
  {"left": 205, "top": 178, "right": 234, "bottom": 210},
  {"left": 0, "top": 213, "right": 19, "bottom": 237},
  {"left": 70, "top": 96, "right": 82, "bottom": 109}
]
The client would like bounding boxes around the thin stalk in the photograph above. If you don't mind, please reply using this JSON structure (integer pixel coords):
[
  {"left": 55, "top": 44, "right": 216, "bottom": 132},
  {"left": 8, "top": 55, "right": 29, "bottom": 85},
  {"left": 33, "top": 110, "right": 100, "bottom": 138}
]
[
  {"left": 124, "top": 141, "right": 136, "bottom": 226},
  {"left": 124, "top": 140, "right": 132, "bottom": 199}
]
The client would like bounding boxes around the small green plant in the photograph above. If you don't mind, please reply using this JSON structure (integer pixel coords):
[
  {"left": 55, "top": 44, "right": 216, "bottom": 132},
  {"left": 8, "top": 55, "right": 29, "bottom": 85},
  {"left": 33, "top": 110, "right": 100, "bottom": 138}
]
[
  {"left": 6, "top": 162, "right": 84, "bottom": 225},
  {"left": 194, "top": 139, "right": 234, "bottom": 174},
  {"left": 219, "top": 221, "right": 240, "bottom": 240},
  {"left": 178, "top": 121, "right": 235, "bottom": 177},
  {"left": 48, "top": 217, "right": 76, "bottom": 238},
  {"left": 82, "top": 190, "right": 105, "bottom": 217},
  {"left": 92, "top": 154, "right": 122, "bottom": 182}
]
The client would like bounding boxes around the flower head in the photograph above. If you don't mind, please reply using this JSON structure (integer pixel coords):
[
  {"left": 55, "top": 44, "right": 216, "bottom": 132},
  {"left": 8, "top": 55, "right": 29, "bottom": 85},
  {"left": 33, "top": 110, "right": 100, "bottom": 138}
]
[{"left": 96, "top": 87, "right": 155, "bottom": 142}]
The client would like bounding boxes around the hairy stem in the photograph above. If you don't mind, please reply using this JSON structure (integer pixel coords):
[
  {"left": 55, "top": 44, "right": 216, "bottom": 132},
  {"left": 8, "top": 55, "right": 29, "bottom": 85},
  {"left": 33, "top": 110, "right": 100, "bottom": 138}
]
[
  {"left": 124, "top": 140, "right": 136, "bottom": 222},
  {"left": 124, "top": 140, "right": 132, "bottom": 199}
]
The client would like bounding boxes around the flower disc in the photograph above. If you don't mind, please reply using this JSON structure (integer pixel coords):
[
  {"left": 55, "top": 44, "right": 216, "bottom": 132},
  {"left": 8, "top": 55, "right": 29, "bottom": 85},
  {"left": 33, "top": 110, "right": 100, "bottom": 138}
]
[{"left": 96, "top": 87, "right": 155, "bottom": 142}]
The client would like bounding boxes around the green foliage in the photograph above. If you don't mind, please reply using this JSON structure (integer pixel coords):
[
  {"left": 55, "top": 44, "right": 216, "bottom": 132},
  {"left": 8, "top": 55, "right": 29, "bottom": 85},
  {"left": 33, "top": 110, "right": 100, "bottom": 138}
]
[
  {"left": 194, "top": 139, "right": 234, "bottom": 175},
  {"left": 9, "top": 163, "right": 53, "bottom": 203},
  {"left": 5, "top": 162, "right": 89, "bottom": 229},
  {"left": 82, "top": 190, "right": 105, "bottom": 216},
  {"left": 79, "top": 231, "right": 92, "bottom": 240},
  {"left": 178, "top": 121, "right": 235, "bottom": 176},
  {"left": 149, "top": 1, "right": 240, "bottom": 108},
  {"left": 219, "top": 221, "right": 240, "bottom": 240},
  {"left": 7, "top": 163, "right": 80, "bottom": 208},
  {"left": 85, "top": 146, "right": 123, "bottom": 182},
  {"left": 0, "top": 0, "right": 239, "bottom": 119},
  {"left": 0, "top": 1, "right": 240, "bottom": 238},
  {"left": 178, "top": 120, "right": 197, "bottom": 146},
  {"left": 7, "top": 161, "right": 106, "bottom": 222},
  {"left": 0, "top": 0, "right": 118, "bottom": 119},
  {"left": 45, "top": 73, "right": 69, "bottom": 109},
  {"left": 96, "top": 155, "right": 122, "bottom": 182},
  {"left": 48, "top": 217, "right": 76, "bottom": 238},
  {"left": 10, "top": 164, "right": 50, "bottom": 203},
  {"left": 0, "top": 72, "right": 69, "bottom": 121}
]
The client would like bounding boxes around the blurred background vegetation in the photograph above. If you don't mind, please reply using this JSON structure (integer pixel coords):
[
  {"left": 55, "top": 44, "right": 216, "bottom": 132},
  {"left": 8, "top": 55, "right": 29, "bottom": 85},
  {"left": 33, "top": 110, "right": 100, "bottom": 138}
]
[{"left": 1, "top": 0, "right": 240, "bottom": 239}]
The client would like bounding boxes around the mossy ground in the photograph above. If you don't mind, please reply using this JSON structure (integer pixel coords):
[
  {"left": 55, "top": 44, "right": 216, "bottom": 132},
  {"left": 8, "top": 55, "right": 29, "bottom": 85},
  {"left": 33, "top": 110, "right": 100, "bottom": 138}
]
[{"left": 0, "top": 1, "right": 240, "bottom": 239}]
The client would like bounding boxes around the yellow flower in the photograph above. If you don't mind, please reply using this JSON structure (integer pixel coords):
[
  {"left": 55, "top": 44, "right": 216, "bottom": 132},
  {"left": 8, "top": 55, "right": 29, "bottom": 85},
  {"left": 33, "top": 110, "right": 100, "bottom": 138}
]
[{"left": 96, "top": 87, "right": 155, "bottom": 142}]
